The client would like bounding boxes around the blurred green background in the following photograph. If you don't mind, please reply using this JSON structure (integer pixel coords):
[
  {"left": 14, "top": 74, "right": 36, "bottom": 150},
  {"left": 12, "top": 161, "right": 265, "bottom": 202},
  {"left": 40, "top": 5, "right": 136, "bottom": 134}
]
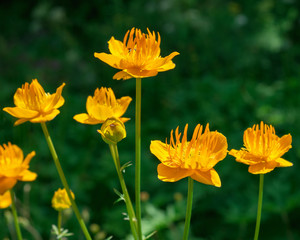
[{"left": 1, "top": 0, "right": 300, "bottom": 239}]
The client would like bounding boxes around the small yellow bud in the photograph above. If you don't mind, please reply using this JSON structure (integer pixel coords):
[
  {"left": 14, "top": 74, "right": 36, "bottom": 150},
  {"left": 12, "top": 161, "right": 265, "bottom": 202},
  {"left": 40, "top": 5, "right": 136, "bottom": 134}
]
[
  {"left": 51, "top": 188, "right": 75, "bottom": 211},
  {"left": 98, "top": 117, "right": 127, "bottom": 145}
]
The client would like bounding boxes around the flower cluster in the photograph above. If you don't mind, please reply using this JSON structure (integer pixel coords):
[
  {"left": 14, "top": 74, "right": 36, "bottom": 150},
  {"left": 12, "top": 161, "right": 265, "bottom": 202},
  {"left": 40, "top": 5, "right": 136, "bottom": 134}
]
[{"left": 1, "top": 27, "right": 294, "bottom": 240}]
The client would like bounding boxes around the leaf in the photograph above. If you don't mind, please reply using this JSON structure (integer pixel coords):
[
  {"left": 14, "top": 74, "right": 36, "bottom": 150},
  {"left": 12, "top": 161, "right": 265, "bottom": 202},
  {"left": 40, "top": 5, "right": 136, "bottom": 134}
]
[
  {"left": 120, "top": 161, "right": 132, "bottom": 172},
  {"left": 113, "top": 188, "right": 125, "bottom": 204},
  {"left": 145, "top": 231, "right": 157, "bottom": 239}
]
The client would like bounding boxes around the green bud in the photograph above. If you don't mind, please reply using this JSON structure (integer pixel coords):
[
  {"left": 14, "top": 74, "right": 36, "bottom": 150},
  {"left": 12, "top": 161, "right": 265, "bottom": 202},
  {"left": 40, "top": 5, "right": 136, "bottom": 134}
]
[{"left": 98, "top": 117, "right": 126, "bottom": 145}]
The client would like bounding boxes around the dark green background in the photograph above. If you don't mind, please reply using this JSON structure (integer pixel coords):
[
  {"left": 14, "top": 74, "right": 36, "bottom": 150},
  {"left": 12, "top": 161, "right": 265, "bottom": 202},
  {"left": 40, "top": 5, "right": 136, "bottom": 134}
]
[{"left": 0, "top": 0, "right": 300, "bottom": 239}]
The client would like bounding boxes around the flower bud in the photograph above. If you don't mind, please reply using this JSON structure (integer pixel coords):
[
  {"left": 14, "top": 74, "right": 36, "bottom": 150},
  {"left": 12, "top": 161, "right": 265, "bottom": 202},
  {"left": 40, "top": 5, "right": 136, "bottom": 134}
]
[{"left": 98, "top": 117, "right": 126, "bottom": 145}]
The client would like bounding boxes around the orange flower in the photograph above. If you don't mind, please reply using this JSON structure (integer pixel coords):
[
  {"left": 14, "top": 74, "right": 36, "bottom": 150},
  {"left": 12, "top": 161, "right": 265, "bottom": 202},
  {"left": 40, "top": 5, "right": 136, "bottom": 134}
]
[
  {"left": 229, "top": 122, "right": 293, "bottom": 174},
  {"left": 0, "top": 143, "right": 37, "bottom": 195},
  {"left": 150, "top": 124, "right": 228, "bottom": 187},
  {"left": 0, "top": 191, "right": 12, "bottom": 209},
  {"left": 73, "top": 87, "right": 132, "bottom": 124},
  {"left": 52, "top": 188, "right": 75, "bottom": 211},
  {"left": 3, "top": 79, "right": 65, "bottom": 126},
  {"left": 94, "top": 28, "right": 179, "bottom": 80}
]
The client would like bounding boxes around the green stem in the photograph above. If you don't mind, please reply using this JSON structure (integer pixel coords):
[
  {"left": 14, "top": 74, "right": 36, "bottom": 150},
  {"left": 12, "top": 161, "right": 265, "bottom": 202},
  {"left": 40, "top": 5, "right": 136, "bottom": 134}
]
[
  {"left": 40, "top": 122, "right": 92, "bottom": 240},
  {"left": 183, "top": 177, "right": 194, "bottom": 240},
  {"left": 135, "top": 77, "right": 143, "bottom": 239},
  {"left": 10, "top": 190, "right": 23, "bottom": 240},
  {"left": 254, "top": 174, "right": 264, "bottom": 240},
  {"left": 57, "top": 210, "right": 62, "bottom": 234},
  {"left": 109, "top": 144, "right": 138, "bottom": 240}
]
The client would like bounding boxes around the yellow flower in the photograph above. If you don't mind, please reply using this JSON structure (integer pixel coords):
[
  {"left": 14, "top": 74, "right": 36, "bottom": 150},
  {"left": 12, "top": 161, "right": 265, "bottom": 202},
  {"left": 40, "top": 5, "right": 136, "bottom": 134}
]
[
  {"left": 150, "top": 124, "right": 228, "bottom": 187},
  {"left": 73, "top": 87, "right": 132, "bottom": 124},
  {"left": 229, "top": 122, "right": 293, "bottom": 174},
  {"left": 94, "top": 28, "right": 180, "bottom": 80},
  {"left": 98, "top": 117, "right": 127, "bottom": 145},
  {"left": 0, "top": 143, "right": 37, "bottom": 195},
  {"left": 52, "top": 188, "right": 75, "bottom": 211},
  {"left": 0, "top": 191, "right": 12, "bottom": 209},
  {"left": 3, "top": 79, "right": 65, "bottom": 126}
]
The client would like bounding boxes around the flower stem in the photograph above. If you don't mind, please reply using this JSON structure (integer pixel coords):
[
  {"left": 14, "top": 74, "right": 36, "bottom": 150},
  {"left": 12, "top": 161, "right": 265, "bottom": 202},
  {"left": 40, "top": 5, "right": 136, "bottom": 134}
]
[
  {"left": 183, "top": 177, "right": 194, "bottom": 240},
  {"left": 254, "top": 174, "right": 264, "bottom": 240},
  {"left": 109, "top": 144, "right": 138, "bottom": 240},
  {"left": 40, "top": 122, "right": 92, "bottom": 240},
  {"left": 10, "top": 190, "right": 23, "bottom": 240},
  {"left": 57, "top": 210, "right": 62, "bottom": 234},
  {"left": 135, "top": 77, "right": 143, "bottom": 239}
]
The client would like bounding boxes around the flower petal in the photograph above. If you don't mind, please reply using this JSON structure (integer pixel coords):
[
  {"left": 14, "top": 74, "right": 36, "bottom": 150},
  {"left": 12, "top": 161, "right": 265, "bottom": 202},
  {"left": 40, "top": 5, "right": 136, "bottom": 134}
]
[
  {"left": 43, "top": 83, "right": 65, "bottom": 112},
  {"left": 90, "top": 105, "right": 114, "bottom": 122},
  {"left": 150, "top": 52, "right": 180, "bottom": 71},
  {"left": 30, "top": 109, "right": 61, "bottom": 123},
  {"left": 22, "top": 151, "right": 36, "bottom": 166},
  {"left": 229, "top": 149, "right": 261, "bottom": 165},
  {"left": 108, "top": 37, "right": 127, "bottom": 57},
  {"left": 14, "top": 118, "right": 30, "bottom": 126},
  {"left": 119, "top": 117, "right": 130, "bottom": 123},
  {"left": 0, "top": 177, "right": 17, "bottom": 195},
  {"left": 201, "top": 132, "right": 228, "bottom": 169},
  {"left": 114, "top": 96, "right": 132, "bottom": 117},
  {"left": 73, "top": 113, "right": 101, "bottom": 125},
  {"left": 157, "top": 163, "right": 192, "bottom": 182},
  {"left": 248, "top": 161, "right": 278, "bottom": 174},
  {"left": 18, "top": 170, "right": 37, "bottom": 181},
  {"left": 270, "top": 134, "right": 292, "bottom": 160},
  {"left": 13, "top": 88, "right": 27, "bottom": 108},
  {"left": 113, "top": 71, "right": 133, "bottom": 80},
  {"left": 0, "top": 191, "right": 12, "bottom": 209},
  {"left": 94, "top": 52, "right": 122, "bottom": 69},
  {"left": 190, "top": 168, "right": 221, "bottom": 187},
  {"left": 150, "top": 141, "right": 179, "bottom": 168},
  {"left": 274, "top": 158, "right": 293, "bottom": 167},
  {"left": 124, "top": 68, "right": 158, "bottom": 78},
  {"left": 3, "top": 107, "right": 39, "bottom": 119}
]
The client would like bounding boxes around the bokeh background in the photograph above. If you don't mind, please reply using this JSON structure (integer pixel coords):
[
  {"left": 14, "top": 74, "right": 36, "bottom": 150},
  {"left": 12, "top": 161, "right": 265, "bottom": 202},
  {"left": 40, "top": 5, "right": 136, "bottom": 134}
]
[{"left": 1, "top": 0, "right": 300, "bottom": 239}]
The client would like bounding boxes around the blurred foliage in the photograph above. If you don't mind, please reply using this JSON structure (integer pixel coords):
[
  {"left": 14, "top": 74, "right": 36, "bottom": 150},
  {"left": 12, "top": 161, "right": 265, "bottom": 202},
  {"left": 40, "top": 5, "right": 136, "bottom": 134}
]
[{"left": 1, "top": 0, "right": 300, "bottom": 239}]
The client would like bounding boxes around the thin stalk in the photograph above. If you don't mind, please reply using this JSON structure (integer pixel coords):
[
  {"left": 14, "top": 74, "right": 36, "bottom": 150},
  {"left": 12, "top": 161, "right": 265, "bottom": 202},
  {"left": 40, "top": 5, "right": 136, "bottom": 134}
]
[
  {"left": 10, "top": 190, "right": 23, "bottom": 240},
  {"left": 183, "top": 177, "right": 194, "bottom": 240},
  {"left": 57, "top": 210, "right": 62, "bottom": 234},
  {"left": 254, "top": 174, "right": 264, "bottom": 240},
  {"left": 109, "top": 144, "right": 138, "bottom": 240},
  {"left": 40, "top": 122, "right": 92, "bottom": 240},
  {"left": 135, "top": 77, "right": 142, "bottom": 239}
]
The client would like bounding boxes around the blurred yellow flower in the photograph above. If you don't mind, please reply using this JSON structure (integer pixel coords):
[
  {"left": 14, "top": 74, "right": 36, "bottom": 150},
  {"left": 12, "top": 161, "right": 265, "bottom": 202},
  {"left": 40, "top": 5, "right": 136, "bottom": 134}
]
[
  {"left": 229, "top": 122, "right": 293, "bottom": 174},
  {"left": 52, "top": 188, "right": 75, "bottom": 211},
  {"left": 73, "top": 87, "right": 132, "bottom": 124},
  {"left": 150, "top": 124, "right": 228, "bottom": 187},
  {"left": 3, "top": 79, "right": 65, "bottom": 126},
  {"left": 94, "top": 27, "right": 179, "bottom": 80},
  {"left": 0, "top": 143, "right": 37, "bottom": 195},
  {"left": 0, "top": 191, "right": 12, "bottom": 209}
]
